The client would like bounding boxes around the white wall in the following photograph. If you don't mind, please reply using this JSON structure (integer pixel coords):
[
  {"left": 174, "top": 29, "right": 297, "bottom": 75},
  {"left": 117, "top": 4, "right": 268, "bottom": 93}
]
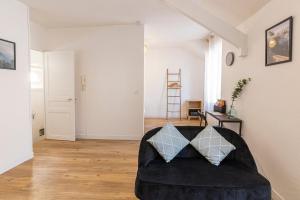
[
  {"left": 221, "top": 0, "right": 300, "bottom": 199},
  {"left": 30, "top": 22, "right": 48, "bottom": 51},
  {"left": 0, "top": 0, "right": 33, "bottom": 174},
  {"left": 144, "top": 43, "right": 205, "bottom": 118},
  {"left": 34, "top": 25, "right": 144, "bottom": 140}
]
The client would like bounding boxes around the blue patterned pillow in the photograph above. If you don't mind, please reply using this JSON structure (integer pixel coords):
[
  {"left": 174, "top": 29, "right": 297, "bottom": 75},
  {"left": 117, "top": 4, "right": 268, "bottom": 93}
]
[
  {"left": 147, "top": 123, "right": 189, "bottom": 163},
  {"left": 190, "top": 126, "right": 236, "bottom": 166}
]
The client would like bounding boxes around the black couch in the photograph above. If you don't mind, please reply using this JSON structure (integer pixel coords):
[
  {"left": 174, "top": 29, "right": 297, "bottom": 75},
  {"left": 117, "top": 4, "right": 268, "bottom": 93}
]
[{"left": 135, "top": 126, "right": 271, "bottom": 200}]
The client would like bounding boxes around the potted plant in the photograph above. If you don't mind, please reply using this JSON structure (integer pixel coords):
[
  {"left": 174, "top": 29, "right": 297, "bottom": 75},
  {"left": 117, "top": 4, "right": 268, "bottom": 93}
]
[{"left": 228, "top": 78, "right": 251, "bottom": 117}]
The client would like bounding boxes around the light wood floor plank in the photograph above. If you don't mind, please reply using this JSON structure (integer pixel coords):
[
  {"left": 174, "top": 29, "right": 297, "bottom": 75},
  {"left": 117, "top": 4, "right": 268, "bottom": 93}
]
[{"left": 0, "top": 118, "right": 199, "bottom": 200}]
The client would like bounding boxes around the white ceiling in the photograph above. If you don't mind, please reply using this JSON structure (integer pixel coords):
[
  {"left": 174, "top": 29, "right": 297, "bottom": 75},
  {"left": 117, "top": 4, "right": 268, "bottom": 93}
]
[{"left": 19, "top": 0, "right": 270, "bottom": 46}]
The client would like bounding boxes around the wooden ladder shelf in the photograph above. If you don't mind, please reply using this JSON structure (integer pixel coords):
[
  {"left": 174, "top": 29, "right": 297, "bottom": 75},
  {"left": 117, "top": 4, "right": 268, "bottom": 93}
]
[{"left": 166, "top": 69, "right": 182, "bottom": 120}]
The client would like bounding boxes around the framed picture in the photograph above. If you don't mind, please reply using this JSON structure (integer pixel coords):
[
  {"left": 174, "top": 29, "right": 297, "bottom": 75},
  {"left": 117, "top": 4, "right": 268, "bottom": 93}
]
[
  {"left": 0, "top": 38, "right": 16, "bottom": 70},
  {"left": 265, "top": 16, "right": 293, "bottom": 66}
]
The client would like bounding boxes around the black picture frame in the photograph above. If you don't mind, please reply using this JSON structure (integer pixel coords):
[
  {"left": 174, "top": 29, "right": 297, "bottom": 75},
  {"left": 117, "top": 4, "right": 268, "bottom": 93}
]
[
  {"left": 0, "top": 38, "right": 16, "bottom": 70},
  {"left": 265, "top": 16, "right": 293, "bottom": 66}
]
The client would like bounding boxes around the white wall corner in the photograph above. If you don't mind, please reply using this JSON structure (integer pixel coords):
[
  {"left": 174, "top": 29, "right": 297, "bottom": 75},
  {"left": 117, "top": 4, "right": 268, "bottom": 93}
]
[
  {"left": 0, "top": 152, "right": 33, "bottom": 175},
  {"left": 250, "top": 151, "right": 285, "bottom": 200},
  {"left": 163, "top": 0, "right": 248, "bottom": 56},
  {"left": 272, "top": 189, "right": 285, "bottom": 200}
]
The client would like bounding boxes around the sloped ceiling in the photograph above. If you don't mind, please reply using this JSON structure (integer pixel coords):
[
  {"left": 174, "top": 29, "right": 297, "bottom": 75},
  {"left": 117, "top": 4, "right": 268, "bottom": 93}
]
[{"left": 191, "top": 0, "right": 270, "bottom": 26}]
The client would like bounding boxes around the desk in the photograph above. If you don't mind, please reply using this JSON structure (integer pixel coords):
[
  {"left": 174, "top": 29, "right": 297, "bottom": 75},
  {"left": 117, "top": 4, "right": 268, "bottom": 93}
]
[{"left": 205, "top": 111, "right": 243, "bottom": 136}]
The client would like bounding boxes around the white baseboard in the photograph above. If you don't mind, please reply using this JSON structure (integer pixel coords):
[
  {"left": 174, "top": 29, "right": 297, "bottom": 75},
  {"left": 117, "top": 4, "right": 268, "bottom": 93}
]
[
  {"left": 76, "top": 134, "right": 142, "bottom": 141},
  {"left": 272, "top": 188, "right": 285, "bottom": 200},
  {"left": 46, "top": 135, "right": 76, "bottom": 141},
  {"left": 0, "top": 152, "right": 33, "bottom": 174}
]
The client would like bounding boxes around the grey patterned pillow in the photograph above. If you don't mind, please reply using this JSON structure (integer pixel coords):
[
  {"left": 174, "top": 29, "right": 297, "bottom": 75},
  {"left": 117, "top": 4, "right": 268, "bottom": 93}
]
[
  {"left": 190, "top": 126, "right": 236, "bottom": 166},
  {"left": 147, "top": 123, "right": 189, "bottom": 163}
]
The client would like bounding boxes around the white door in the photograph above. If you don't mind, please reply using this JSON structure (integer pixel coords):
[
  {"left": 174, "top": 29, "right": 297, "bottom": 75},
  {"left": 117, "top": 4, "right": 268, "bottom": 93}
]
[{"left": 45, "top": 51, "right": 75, "bottom": 141}]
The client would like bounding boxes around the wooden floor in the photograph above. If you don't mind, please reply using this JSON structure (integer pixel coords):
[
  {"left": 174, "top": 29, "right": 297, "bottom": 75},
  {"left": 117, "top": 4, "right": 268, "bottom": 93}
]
[
  {"left": 0, "top": 118, "right": 199, "bottom": 200},
  {"left": 0, "top": 140, "right": 140, "bottom": 200},
  {"left": 144, "top": 118, "right": 201, "bottom": 133}
]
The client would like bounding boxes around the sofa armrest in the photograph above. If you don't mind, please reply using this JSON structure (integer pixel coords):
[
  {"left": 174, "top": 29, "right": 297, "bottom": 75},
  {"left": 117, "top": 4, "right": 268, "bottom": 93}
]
[
  {"left": 138, "top": 128, "right": 161, "bottom": 167},
  {"left": 232, "top": 144, "right": 257, "bottom": 171},
  {"left": 215, "top": 127, "right": 258, "bottom": 171}
]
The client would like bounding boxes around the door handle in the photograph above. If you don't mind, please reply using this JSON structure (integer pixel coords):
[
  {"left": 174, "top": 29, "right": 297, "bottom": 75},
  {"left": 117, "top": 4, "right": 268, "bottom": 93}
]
[{"left": 67, "top": 98, "right": 73, "bottom": 101}]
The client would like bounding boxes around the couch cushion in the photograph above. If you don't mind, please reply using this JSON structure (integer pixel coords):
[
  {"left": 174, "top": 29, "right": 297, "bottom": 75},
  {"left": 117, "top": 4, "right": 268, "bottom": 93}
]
[
  {"left": 147, "top": 123, "right": 190, "bottom": 162},
  {"left": 190, "top": 126, "right": 236, "bottom": 166}
]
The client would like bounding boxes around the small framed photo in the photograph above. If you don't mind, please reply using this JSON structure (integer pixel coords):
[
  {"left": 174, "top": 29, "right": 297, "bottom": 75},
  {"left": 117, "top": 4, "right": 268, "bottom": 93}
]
[
  {"left": 265, "top": 16, "right": 293, "bottom": 66},
  {"left": 0, "top": 38, "right": 16, "bottom": 70}
]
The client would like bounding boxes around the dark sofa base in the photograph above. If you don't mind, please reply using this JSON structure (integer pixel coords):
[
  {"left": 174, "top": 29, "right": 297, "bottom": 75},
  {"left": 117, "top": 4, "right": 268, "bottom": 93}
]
[{"left": 136, "top": 178, "right": 271, "bottom": 200}]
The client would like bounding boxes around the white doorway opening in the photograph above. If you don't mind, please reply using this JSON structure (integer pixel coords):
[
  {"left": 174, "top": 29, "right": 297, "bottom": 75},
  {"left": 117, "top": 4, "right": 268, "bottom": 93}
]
[
  {"left": 30, "top": 50, "right": 76, "bottom": 142},
  {"left": 31, "top": 50, "right": 45, "bottom": 143}
]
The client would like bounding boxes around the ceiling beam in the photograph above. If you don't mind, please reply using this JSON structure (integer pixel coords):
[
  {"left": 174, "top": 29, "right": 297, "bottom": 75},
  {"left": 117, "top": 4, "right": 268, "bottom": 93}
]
[{"left": 163, "top": 0, "right": 248, "bottom": 57}]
